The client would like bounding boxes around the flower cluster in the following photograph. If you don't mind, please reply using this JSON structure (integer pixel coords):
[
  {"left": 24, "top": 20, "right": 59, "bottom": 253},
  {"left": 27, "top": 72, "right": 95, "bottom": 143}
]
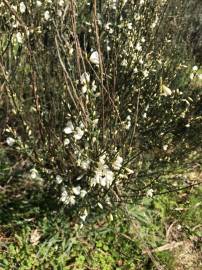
[
  {"left": 63, "top": 121, "right": 85, "bottom": 141},
  {"left": 91, "top": 155, "right": 114, "bottom": 188}
]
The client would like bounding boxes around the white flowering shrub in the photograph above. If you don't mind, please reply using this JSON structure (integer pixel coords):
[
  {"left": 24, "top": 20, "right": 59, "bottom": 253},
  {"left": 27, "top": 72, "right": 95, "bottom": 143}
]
[{"left": 0, "top": 0, "right": 201, "bottom": 221}]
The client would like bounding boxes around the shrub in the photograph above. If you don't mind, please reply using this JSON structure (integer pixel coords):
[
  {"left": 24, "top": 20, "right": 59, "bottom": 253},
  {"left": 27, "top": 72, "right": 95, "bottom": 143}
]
[{"left": 0, "top": 0, "right": 201, "bottom": 221}]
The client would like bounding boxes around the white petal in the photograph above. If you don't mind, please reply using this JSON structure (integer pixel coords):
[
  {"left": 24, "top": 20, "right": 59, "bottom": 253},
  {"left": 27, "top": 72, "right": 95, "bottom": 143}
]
[
  {"left": 44, "top": 10, "right": 50, "bottom": 21},
  {"left": 162, "top": 85, "right": 172, "bottom": 96},
  {"left": 100, "top": 177, "right": 107, "bottom": 186},
  {"left": 74, "top": 127, "right": 84, "bottom": 140},
  {"left": 63, "top": 121, "right": 74, "bottom": 134},
  {"left": 36, "top": 1, "right": 42, "bottom": 7},
  {"left": 19, "top": 2, "right": 26, "bottom": 13},
  {"left": 192, "top": 66, "right": 198, "bottom": 71},
  {"left": 163, "top": 145, "right": 168, "bottom": 151},
  {"left": 80, "top": 189, "right": 87, "bottom": 198},
  {"left": 72, "top": 186, "right": 81, "bottom": 195},
  {"left": 30, "top": 168, "right": 38, "bottom": 179},
  {"left": 64, "top": 138, "right": 70, "bottom": 146},
  {"left": 6, "top": 137, "right": 15, "bottom": 146},
  {"left": 112, "top": 156, "right": 123, "bottom": 171},
  {"left": 80, "top": 72, "right": 90, "bottom": 85},
  {"left": 58, "top": 0, "right": 64, "bottom": 6},
  {"left": 16, "top": 32, "right": 23, "bottom": 43},
  {"left": 56, "top": 175, "right": 63, "bottom": 184},
  {"left": 80, "top": 209, "right": 88, "bottom": 221},
  {"left": 82, "top": 85, "right": 87, "bottom": 94},
  {"left": 69, "top": 195, "right": 76, "bottom": 205},
  {"left": 98, "top": 202, "right": 103, "bottom": 209},
  {"left": 146, "top": 189, "right": 154, "bottom": 197},
  {"left": 90, "top": 51, "right": 99, "bottom": 65}
]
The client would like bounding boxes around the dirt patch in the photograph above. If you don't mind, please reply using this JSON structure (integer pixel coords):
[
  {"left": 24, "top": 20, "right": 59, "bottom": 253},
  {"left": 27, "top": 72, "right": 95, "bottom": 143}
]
[{"left": 174, "top": 239, "right": 202, "bottom": 270}]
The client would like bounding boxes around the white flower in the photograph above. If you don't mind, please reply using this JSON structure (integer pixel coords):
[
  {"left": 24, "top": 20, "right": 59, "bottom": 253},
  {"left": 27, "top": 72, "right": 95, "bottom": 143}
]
[
  {"left": 30, "top": 168, "right": 39, "bottom": 180},
  {"left": 121, "top": 59, "right": 127, "bottom": 67},
  {"left": 76, "top": 174, "right": 84, "bottom": 181},
  {"left": 82, "top": 85, "right": 87, "bottom": 94},
  {"left": 56, "top": 175, "right": 63, "bottom": 184},
  {"left": 111, "top": 0, "right": 117, "bottom": 9},
  {"left": 80, "top": 209, "right": 88, "bottom": 222},
  {"left": 44, "top": 10, "right": 50, "bottom": 21},
  {"left": 112, "top": 155, "right": 123, "bottom": 171},
  {"left": 135, "top": 42, "right": 142, "bottom": 51},
  {"left": 74, "top": 127, "right": 84, "bottom": 140},
  {"left": 139, "top": 58, "right": 144, "bottom": 65},
  {"left": 69, "top": 47, "right": 74, "bottom": 55},
  {"left": 72, "top": 186, "right": 81, "bottom": 195},
  {"left": 163, "top": 145, "right": 168, "bottom": 151},
  {"left": 162, "top": 85, "right": 172, "bottom": 96},
  {"left": 192, "top": 65, "right": 198, "bottom": 71},
  {"left": 90, "top": 51, "right": 99, "bottom": 65},
  {"left": 92, "top": 81, "right": 97, "bottom": 92},
  {"left": 80, "top": 72, "right": 90, "bottom": 85},
  {"left": 63, "top": 121, "right": 74, "bottom": 134},
  {"left": 69, "top": 195, "right": 76, "bottom": 205},
  {"left": 64, "top": 138, "right": 70, "bottom": 146},
  {"left": 198, "top": 74, "right": 202, "bottom": 80},
  {"left": 107, "top": 45, "right": 111, "bottom": 51},
  {"left": 190, "top": 73, "right": 194, "bottom": 80},
  {"left": 141, "top": 37, "right": 145, "bottom": 43},
  {"left": 80, "top": 189, "right": 87, "bottom": 198},
  {"left": 104, "top": 23, "right": 111, "bottom": 30},
  {"left": 19, "top": 2, "right": 26, "bottom": 13},
  {"left": 6, "top": 137, "right": 15, "bottom": 146},
  {"left": 60, "top": 189, "right": 69, "bottom": 204},
  {"left": 146, "top": 189, "right": 154, "bottom": 197},
  {"left": 143, "top": 70, "right": 149, "bottom": 77},
  {"left": 127, "top": 23, "right": 132, "bottom": 30},
  {"left": 57, "top": 10, "right": 62, "bottom": 17},
  {"left": 16, "top": 32, "right": 23, "bottom": 43},
  {"left": 36, "top": 1, "right": 42, "bottom": 7},
  {"left": 91, "top": 160, "right": 114, "bottom": 188},
  {"left": 58, "top": 0, "right": 64, "bottom": 6},
  {"left": 125, "top": 115, "right": 131, "bottom": 130},
  {"left": 61, "top": 190, "right": 76, "bottom": 205}
]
